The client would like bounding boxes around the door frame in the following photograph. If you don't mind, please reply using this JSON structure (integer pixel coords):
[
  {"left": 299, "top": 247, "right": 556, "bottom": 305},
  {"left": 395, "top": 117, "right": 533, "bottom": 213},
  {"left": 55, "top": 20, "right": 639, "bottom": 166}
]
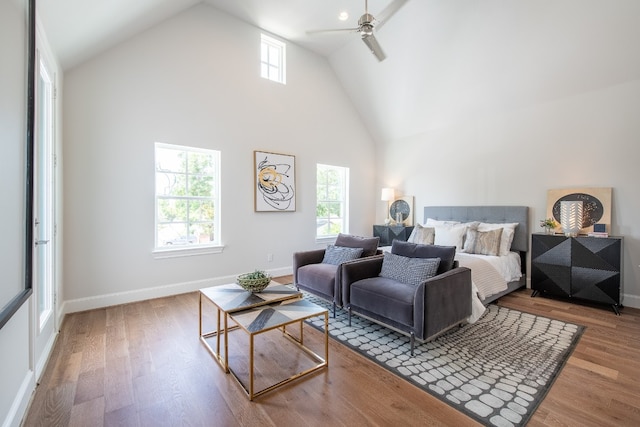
[{"left": 31, "top": 25, "right": 59, "bottom": 381}]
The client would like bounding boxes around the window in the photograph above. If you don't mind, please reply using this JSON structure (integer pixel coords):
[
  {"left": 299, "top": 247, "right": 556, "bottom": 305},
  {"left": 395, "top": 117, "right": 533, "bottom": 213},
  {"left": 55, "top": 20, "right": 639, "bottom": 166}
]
[
  {"left": 261, "top": 34, "right": 286, "bottom": 84},
  {"left": 316, "top": 164, "right": 349, "bottom": 238},
  {"left": 155, "top": 143, "right": 220, "bottom": 250}
]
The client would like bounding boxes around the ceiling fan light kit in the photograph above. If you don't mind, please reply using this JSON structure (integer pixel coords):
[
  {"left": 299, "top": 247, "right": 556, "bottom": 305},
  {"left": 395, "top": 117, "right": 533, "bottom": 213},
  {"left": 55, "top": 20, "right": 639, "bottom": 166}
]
[{"left": 307, "top": 0, "right": 408, "bottom": 62}]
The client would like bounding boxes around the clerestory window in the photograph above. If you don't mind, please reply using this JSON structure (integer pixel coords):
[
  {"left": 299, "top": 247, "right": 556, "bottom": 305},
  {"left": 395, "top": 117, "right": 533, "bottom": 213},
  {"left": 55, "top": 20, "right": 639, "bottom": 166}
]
[{"left": 261, "top": 34, "right": 286, "bottom": 84}]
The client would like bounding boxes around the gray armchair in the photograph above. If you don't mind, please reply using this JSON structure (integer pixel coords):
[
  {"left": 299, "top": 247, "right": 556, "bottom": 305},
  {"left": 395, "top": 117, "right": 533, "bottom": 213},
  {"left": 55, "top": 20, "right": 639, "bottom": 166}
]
[
  {"left": 293, "top": 233, "right": 381, "bottom": 316},
  {"left": 342, "top": 240, "right": 472, "bottom": 355}
]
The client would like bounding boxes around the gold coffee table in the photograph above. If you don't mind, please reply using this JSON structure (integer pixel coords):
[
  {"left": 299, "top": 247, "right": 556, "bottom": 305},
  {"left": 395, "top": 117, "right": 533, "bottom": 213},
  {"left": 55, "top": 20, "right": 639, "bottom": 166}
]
[
  {"left": 199, "top": 282, "right": 301, "bottom": 372},
  {"left": 227, "top": 298, "right": 329, "bottom": 400}
]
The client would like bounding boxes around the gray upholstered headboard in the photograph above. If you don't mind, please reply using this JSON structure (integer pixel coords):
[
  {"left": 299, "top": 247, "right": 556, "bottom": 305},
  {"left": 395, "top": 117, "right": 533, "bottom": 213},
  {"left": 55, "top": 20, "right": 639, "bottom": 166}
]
[{"left": 422, "top": 206, "right": 529, "bottom": 253}]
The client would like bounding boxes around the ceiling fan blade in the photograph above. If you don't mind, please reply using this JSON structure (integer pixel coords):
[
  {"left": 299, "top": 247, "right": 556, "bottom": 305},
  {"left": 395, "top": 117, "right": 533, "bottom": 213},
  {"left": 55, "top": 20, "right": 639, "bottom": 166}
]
[
  {"left": 375, "top": 0, "right": 408, "bottom": 30},
  {"left": 306, "top": 27, "right": 359, "bottom": 35},
  {"left": 361, "top": 34, "right": 386, "bottom": 61}
]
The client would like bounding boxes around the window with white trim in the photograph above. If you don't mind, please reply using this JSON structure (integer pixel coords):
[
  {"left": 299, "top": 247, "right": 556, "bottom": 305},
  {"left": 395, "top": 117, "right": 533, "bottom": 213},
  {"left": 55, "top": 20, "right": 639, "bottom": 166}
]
[
  {"left": 261, "top": 34, "right": 286, "bottom": 84},
  {"left": 155, "top": 143, "right": 220, "bottom": 249},
  {"left": 316, "top": 164, "right": 349, "bottom": 238}
]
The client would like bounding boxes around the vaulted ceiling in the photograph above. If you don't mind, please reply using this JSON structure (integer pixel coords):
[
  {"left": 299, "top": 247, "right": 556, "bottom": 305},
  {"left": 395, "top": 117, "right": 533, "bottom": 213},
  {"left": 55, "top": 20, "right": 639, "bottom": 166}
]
[
  {"left": 38, "top": 0, "right": 640, "bottom": 144},
  {"left": 38, "top": 0, "right": 401, "bottom": 70}
]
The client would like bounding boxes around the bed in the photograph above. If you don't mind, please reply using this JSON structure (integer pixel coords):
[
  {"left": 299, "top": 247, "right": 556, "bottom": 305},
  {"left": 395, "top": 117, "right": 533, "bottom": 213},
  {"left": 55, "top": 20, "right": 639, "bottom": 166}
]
[{"left": 421, "top": 206, "right": 529, "bottom": 321}]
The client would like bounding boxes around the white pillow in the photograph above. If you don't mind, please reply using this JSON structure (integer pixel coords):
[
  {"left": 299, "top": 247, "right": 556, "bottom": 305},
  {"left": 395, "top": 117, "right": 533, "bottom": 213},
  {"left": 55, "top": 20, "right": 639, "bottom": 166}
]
[
  {"left": 426, "top": 218, "right": 461, "bottom": 227},
  {"left": 434, "top": 223, "right": 468, "bottom": 249},
  {"left": 477, "top": 222, "right": 518, "bottom": 256}
]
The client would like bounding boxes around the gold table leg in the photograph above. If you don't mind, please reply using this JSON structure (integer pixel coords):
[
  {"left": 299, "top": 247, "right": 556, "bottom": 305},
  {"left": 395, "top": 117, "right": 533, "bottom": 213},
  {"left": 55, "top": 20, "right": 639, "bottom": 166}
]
[{"left": 229, "top": 310, "right": 329, "bottom": 401}]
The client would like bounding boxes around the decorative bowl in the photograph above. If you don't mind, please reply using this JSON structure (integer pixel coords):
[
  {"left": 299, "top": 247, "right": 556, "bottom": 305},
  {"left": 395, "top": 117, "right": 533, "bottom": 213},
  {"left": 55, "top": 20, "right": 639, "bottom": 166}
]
[{"left": 236, "top": 271, "right": 271, "bottom": 293}]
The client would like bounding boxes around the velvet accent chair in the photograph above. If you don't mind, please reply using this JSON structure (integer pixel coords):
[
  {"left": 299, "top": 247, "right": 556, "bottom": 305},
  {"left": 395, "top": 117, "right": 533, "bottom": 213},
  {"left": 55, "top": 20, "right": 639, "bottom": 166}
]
[
  {"left": 293, "top": 233, "right": 381, "bottom": 317},
  {"left": 342, "top": 240, "right": 472, "bottom": 355}
]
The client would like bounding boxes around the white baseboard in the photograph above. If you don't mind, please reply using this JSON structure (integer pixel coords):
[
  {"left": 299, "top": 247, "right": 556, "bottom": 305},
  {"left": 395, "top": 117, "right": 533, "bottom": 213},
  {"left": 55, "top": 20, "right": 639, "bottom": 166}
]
[
  {"left": 35, "top": 332, "right": 58, "bottom": 381},
  {"left": 622, "top": 293, "right": 640, "bottom": 309},
  {"left": 2, "top": 369, "right": 35, "bottom": 427},
  {"left": 62, "top": 267, "right": 293, "bottom": 315}
]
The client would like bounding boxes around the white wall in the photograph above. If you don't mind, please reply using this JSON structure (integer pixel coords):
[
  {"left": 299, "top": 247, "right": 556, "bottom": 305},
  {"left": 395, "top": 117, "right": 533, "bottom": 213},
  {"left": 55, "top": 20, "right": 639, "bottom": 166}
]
[
  {"left": 329, "top": 0, "right": 640, "bottom": 306},
  {"left": 62, "top": 4, "right": 376, "bottom": 310},
  {"left": 1, "top": 14, "right": 64, "bottom": 427}
]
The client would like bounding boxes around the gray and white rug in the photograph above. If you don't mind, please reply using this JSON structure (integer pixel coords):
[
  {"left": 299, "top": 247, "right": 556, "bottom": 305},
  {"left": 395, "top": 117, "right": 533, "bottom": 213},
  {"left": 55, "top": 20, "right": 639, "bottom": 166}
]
[{"left": 301, "top": 292, "right": 584, "bottom": 427}]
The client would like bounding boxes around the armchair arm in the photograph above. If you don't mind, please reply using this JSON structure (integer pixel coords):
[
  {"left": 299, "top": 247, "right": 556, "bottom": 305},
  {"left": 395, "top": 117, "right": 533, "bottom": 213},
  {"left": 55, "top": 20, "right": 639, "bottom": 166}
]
[
  {"left": 413, "top": 267, "right": 472, "bottom": 341},
  {"left": 293, "top": 249, "right": 326, "bottom": 285},
  {"left": 340, "top": 254, "right": 384, "bottom": 306}
]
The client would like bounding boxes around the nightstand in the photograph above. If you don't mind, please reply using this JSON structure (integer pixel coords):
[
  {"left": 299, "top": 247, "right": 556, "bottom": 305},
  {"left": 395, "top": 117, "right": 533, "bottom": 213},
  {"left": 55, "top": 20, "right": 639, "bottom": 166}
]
[
  {"left": 373, "top": 225, "right": 414, "bottom": 246},
  {"left": 531, "top": 233, "right": 623, "bottom": 315}
]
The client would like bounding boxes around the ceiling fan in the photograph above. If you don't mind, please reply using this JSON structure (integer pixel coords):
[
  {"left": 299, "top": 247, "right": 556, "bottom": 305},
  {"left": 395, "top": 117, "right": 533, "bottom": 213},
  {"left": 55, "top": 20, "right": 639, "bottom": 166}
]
[{"left": 307, "top": 0, "right": 408, "bottom": 61}]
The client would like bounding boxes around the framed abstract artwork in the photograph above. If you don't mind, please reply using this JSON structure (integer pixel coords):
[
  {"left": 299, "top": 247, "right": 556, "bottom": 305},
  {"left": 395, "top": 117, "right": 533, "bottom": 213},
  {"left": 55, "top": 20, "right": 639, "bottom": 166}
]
[
  {"left": 546, "top": 187, "right": 612, "bottom": 234},
  {"left": 254, "top": 150, "right": 296, "bottom": 212}
]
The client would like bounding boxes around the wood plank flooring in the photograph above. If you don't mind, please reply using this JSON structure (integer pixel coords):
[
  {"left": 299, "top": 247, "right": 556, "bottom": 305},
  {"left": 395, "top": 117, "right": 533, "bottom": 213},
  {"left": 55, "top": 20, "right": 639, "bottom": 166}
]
[{"left": 22, "top": 277, "right": 640, "bottom": 426}]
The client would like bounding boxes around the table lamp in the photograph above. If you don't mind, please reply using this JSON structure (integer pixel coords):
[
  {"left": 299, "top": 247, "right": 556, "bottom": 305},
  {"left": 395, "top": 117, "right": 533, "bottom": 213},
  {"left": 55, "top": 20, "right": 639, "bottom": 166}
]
[
  {"left": 560, "top": 200, "right": 583, "bottom": 237},
  {"left": 381, "top": 188, "right": 395, "bottom": 225}
]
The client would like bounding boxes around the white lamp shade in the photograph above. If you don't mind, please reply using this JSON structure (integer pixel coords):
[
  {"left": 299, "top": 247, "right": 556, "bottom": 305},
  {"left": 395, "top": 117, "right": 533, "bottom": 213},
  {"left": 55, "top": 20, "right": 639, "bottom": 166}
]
[
  {"left": 381, "top": 188, "right": 395, "bottom": 201},
  {"left": 560, "top": 201, "right": 583, "bottom": 237}
]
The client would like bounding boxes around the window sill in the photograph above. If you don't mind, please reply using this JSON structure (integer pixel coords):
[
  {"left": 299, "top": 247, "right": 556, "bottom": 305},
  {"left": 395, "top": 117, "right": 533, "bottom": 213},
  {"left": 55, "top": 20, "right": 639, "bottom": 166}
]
[
  {"left": 315, "top": 236, "right": 337, "bottom": 245},
  {"left": 152, "top": 244, "right": 225, "bottom": 259}
]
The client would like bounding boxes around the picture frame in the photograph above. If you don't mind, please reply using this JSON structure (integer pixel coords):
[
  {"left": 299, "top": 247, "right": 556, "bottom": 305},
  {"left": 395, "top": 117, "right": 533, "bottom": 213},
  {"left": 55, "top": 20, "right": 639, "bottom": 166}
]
[
  {"left": 546, "top": 187, "right": 612, "bottom": 234},
  {"left": 0, "top": 0, "right": 35, "bottom": 330},
  {"left": 389, "top": 196, "right": 414, "bottom": 226},
  {"left": 254, "top": 150, "right": 296, "bottom": 212}
]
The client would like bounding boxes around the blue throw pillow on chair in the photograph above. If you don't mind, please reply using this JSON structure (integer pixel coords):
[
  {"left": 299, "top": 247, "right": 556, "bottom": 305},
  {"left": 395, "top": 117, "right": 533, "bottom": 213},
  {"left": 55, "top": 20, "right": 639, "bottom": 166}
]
[
  {"left": 321, "top": 245, "right": 364, "bottom": 265},
  {"left": 391, "top": 240, "right": 455, "bottom": 274},
  {"left": 379, "top": 252, "right": 440, "bottom": 285}
]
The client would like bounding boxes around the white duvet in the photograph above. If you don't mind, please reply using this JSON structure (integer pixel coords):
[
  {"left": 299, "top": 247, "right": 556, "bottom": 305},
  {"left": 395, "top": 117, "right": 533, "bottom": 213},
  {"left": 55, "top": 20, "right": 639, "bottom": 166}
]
[{"left": 455, "top": 252, "right": 522, "bottom": 323}]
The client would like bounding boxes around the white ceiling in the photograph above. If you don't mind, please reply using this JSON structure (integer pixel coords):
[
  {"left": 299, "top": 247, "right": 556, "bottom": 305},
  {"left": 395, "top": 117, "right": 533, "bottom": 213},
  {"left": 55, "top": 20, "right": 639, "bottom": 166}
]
[
  {"left": 37, "top": 0, "right": 640, "bottom": 144},
  {"left": 38, "top": 0, "right": 404, "bottom": 70}
]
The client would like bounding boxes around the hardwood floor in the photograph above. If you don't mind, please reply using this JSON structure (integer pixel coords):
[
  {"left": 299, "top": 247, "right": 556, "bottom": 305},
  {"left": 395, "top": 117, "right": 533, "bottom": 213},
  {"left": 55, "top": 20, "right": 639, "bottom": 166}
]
[{"left": 22, "top": 277, "right": 640, "bottom": 426}]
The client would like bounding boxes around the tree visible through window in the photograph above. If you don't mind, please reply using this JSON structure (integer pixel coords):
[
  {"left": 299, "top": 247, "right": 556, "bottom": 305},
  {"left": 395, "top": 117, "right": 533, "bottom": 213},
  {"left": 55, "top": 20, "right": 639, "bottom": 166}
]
[
  {"left": 316, "top": 164, "right": 349, "bottom": 238},
  {"left": 155, "top": 143, "right": 220, "bottom": 248}
]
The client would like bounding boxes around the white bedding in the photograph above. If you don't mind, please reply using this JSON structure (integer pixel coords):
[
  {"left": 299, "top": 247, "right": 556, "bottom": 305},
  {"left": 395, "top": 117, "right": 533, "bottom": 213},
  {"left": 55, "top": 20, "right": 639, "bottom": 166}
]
[
  {"left": 455, "top": 252, "right": 522, "bottom": 322},
  {"left": 379, "top": 246, "right": 522, "bottom": 323}
]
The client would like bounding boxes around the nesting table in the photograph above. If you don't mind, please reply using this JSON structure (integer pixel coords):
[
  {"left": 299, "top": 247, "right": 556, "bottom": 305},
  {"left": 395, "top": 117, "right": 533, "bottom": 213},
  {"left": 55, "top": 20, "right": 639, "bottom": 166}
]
[{"left": 199, "top": 282, "right": 329, "bottom": 400}]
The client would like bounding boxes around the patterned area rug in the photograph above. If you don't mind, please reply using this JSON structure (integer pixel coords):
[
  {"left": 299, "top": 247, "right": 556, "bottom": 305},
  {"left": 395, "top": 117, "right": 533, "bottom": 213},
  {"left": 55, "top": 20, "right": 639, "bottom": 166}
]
[{"left": 300, "top": 291, "right": 584, "bottom": 427}]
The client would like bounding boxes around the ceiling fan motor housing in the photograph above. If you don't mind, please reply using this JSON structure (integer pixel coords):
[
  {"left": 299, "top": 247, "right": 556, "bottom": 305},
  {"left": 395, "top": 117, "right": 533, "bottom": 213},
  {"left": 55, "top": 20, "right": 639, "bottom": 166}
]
[{"left": 358, "top": 13, "right": 375, "bottom": 36}]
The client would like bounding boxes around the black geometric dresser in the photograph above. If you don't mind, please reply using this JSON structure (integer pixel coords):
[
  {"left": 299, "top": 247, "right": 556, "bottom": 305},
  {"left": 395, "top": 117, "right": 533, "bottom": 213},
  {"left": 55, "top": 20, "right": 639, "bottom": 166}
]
[
  {"left": 372, "top": 225, "right": 414, "bottom": 246},
  {"left": 531, "top": 233, "right": 623, "bottom": 314}
]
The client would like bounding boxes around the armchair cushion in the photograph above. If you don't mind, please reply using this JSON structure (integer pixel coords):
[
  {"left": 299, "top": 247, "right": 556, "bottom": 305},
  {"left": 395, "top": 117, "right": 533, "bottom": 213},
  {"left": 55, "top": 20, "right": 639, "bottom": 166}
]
[
  {"left": 350, "top": 277, "right": 415, "bottom": 327},
  {"left": 379, "top": 252, "right": 440, "bottom": 286},
  {"left": 335, "top": 233, "right": 380, "bottom": 257},
  {"left": 391, "top": 240, "right": 456, "bottom": 275},
  {"left": 321, "top": 245, "right": 363, "bottom": 265},
  {"left": 296, "top": 263, "right": 339, "bottom": 300}
]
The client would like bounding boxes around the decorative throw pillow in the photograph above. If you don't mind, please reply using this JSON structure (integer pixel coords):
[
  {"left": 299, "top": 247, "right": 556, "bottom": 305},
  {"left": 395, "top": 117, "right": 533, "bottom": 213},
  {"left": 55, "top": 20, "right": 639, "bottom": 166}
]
[
  {"left": 335, "top": 233, "right": 380, "bottom": 257},
  {"left": 461, "top": 222, "right": 480, "bottom": 253},
  {"left": 477, "top": 222, "right": 518, "bottom": 256},
  {"left": 433, "top": 223, "right": 468, "bottom": 249},
  {"left": 407, "top": 224, "right": 435, "bottom": 245},
  {"left": 462, "top": 228, "right": 503, "bottom": 256},
  {"left": 321, "top": 245, "right": 363, "bottom": 265},
  {"left": 379, "top": 252, "right": 440, "bottom": 286},
  {"left": 391, "top": 240, "right": 456, "bottom": 274}
]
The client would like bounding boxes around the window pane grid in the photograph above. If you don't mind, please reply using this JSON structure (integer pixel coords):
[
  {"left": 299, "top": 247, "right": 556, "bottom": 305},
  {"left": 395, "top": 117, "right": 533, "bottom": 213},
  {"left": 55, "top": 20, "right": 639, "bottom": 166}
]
[
  {"left": 316, "top": 164, "right": 348, "bottom": 238},
  {"left": 155, "top": 143, "right": 220, "bottom": 247},
  {"left": 261, "top": 34, "right": 286, "bottom": 84}
]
